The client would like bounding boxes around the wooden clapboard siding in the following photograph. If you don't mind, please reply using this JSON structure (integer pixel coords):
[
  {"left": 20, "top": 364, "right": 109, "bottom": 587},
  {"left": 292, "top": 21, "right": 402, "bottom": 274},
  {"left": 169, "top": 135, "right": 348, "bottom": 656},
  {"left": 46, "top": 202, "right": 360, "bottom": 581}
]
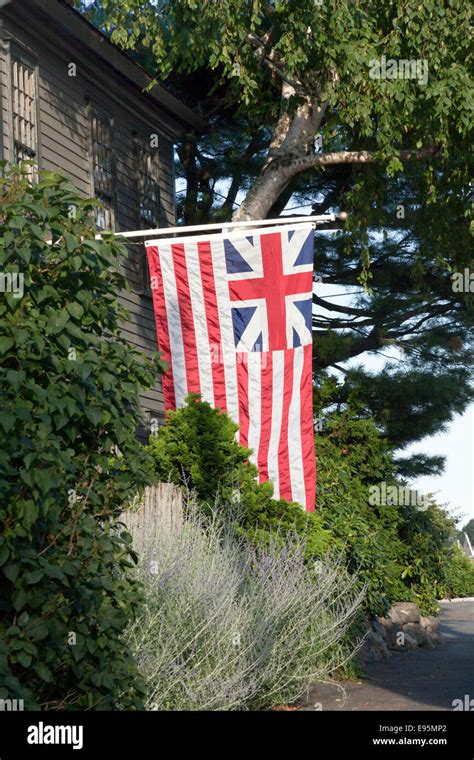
[{"left": 0, "top": 0, "right": 203, "bottom": 431}]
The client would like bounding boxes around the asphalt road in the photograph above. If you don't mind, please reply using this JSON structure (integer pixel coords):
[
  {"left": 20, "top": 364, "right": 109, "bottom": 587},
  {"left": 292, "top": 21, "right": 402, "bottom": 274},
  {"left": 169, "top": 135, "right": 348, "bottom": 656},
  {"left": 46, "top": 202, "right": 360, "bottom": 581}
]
[{"left": 301, "top": 600, "right": 474, "bottom": 711}]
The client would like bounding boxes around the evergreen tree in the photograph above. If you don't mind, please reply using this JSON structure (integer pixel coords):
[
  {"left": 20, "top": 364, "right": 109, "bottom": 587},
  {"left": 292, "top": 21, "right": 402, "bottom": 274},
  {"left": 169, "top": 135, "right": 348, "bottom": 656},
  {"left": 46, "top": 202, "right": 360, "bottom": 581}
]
[{"left": 462, "top": 519, "right": 474, "bottom": 546}]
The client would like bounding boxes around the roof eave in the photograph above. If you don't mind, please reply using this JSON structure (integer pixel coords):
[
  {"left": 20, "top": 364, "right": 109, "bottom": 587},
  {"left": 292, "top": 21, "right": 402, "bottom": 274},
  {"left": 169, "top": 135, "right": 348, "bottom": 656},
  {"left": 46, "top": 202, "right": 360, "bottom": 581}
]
[{"left": 27, "top": 0, "right": 207, "bottom": 134}]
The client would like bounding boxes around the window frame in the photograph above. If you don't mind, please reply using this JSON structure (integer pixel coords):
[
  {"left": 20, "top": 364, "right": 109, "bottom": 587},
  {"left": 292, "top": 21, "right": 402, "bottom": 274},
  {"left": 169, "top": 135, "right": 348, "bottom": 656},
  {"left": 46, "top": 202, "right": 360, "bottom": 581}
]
[
  {"left": 133, "top": 131, "right": 161, "bottom": 293},
  {"left": 87, "top": 101, "right": 117, "bottom": 231},
  {"left": 134, "top": 131, "right": 161, "bottom": 230},
  {"left": 7, "top": 41, "right": 41, "bottom": 175}
]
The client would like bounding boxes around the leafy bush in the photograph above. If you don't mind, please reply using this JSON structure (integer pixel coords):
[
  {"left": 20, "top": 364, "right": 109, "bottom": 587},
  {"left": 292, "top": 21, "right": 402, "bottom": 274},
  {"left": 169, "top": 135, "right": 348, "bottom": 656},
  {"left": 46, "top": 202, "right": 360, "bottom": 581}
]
[
  {"left": 395, "top": 500, "right": 464, "bottom": 611},
  {"left": 150, "top": 396, "right": 474, "bottom": 618},
  {"left": 0, "top": 165, "right": 164, "bottom": 709},
  {"left": 147, "top": 394, "right": 332, "bottom": 559},
  {"left": 314, "top": 411, "right": 404, "bottom": 614},
  {"left": 439, "top": 548, "right": 474, "bottom": 599},
  {"left": 127, "top": 500, "right": 363, "bottom": 710},
  {"left": 315, "top": 409, "right": 473, "bottom": 615}
]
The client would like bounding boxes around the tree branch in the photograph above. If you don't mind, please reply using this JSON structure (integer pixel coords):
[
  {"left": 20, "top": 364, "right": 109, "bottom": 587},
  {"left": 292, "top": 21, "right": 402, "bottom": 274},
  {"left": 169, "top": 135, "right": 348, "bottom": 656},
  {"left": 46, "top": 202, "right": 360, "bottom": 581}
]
[
  {"left": 312, "top": 293, "right": 374, "bottom": 318},
  {"left": 246, "top": 33, "right": 306, "bottom": 92},
  {"left": 274, "top": 144, "right": 440, "bottom": 174}
]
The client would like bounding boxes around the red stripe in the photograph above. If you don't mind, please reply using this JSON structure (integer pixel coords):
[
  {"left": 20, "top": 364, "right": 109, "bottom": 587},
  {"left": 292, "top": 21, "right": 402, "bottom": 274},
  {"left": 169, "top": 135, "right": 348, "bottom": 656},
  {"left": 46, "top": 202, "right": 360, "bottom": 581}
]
[
  {"left": 300, "top": 344, "right": 316, "bottom": 511},
  {"left": 236, "top": 354, "right": 249, "bottom": 448},
  {"left": 277, "top": 349, "right": 294, "bottom": 502},
  {"left": 198, "top": 240, "right": 227, "bottom": 412},
  {"left": 171, "top": 243, "right": 201, "bottom": 398},
  {"left": 146, "top": 245, "right": 176, "bottom": 410},
  {"left": 257, "top": 351, "right": 273, "bottom": 482}
]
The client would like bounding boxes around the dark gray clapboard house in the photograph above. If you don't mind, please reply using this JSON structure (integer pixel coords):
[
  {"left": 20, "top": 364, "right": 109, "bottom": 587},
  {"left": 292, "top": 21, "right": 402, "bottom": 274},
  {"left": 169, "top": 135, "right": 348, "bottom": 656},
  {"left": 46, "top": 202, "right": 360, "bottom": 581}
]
[{"left": 0, "top": 0, "right": 204, "bottom": 430}]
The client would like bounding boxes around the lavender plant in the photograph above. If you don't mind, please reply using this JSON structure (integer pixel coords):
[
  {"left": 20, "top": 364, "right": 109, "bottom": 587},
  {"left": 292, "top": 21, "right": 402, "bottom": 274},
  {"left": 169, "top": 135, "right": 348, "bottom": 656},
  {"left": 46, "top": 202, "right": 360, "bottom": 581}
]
[{"left": 126, "top": 499, "right": 364, "bottom": 711}]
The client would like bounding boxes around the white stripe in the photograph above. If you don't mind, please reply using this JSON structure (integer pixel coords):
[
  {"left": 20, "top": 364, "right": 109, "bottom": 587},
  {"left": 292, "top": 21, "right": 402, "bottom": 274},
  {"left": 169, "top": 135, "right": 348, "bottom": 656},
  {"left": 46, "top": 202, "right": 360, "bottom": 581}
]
[
  {"left": 288, "top": 347, "right": 305, "bottom": 507},
  {"left": 210, "top": 238, "right": 239, "bottom": 423},
  {"left": 184, "top": 241, "right": 215, "bottom": 406},
  {"left": 267, "top": 350, "right": 284, "bottom": 499},
  {"left": 247, "top": 352, "right": 261, "bottom": 464},
  {"left": 158, "top": 243, "right": 188, "bottom": 406}
]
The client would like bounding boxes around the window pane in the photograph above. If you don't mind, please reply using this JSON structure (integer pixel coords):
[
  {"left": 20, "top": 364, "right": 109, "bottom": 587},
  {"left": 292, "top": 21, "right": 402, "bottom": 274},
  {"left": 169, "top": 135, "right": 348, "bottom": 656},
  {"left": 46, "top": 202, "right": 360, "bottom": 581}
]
[
  {"left": 11, "top": 58, "right": 37, "bottom": 179},
  {"left": 135, "top": 136, "right": 160, "bottom": 291},
  {"left": 91, "top": 112, "right": 114, "bottom": 229},
  {"left": 136, "top": 137, "right": 160, "bottom": 229}
]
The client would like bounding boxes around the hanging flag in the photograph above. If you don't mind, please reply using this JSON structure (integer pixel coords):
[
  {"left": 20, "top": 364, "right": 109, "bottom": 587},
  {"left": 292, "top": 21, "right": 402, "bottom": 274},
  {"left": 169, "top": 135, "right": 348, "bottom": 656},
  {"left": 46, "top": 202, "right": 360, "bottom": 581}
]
[{"left": 146, "top": 224, "right": 316, "bottom": 511}]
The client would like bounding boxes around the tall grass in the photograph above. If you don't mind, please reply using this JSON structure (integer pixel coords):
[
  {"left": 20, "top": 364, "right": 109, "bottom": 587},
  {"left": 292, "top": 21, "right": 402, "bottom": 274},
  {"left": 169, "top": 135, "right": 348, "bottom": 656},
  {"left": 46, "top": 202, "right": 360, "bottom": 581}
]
[{"left": 127, "top": 501, "right": 364, "bottom": 710}]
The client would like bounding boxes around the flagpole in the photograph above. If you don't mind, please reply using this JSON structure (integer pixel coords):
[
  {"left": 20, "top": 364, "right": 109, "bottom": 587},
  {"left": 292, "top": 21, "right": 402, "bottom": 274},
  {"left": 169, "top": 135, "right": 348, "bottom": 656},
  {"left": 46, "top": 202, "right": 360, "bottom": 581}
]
[{"left": 97, "top": 213, "right": 347, "bottom": 240}]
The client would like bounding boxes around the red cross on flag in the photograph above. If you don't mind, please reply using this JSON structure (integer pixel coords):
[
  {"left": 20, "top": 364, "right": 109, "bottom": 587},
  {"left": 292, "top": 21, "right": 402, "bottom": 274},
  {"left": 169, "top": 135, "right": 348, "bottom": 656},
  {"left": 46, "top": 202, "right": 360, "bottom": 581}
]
[{"left": 146, "top": 224, "right": 316, "bottom": 511}]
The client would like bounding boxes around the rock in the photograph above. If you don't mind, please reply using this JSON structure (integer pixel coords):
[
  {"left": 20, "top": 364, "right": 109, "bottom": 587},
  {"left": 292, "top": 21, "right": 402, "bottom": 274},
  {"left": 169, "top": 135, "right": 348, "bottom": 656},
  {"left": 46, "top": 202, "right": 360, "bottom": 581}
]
[
  {"left": 402, "top": 622, "right": 428, "bottom": 646},
  {"left": 426, "top": 627, "right": 444, "bottom": 647},
  {"left": 360, "top": 631, "right": 391, "bottom": 662},
  {"left": 420, "top": 615, "right": 440, "bottom": 630},
  {"left": 402, "top": 632, "right": 419, "bottom": 650},
  {"left": 372, "top": 618, "right": 387, "bottom": 639},
  {"left": 378, "top": 616, "right": 399, "bottom": 637},
  {"left": 386, "top": 627, "right": 416, "bottom": 650},
  {"left": 370, "top": 606, "right": 442, "bottom": 652},
  {"left": 380, "top": 621, "right": 405, "bottom": 650},
  {"left": 388, "top": 602, "right": 421, "bottom": 626}
]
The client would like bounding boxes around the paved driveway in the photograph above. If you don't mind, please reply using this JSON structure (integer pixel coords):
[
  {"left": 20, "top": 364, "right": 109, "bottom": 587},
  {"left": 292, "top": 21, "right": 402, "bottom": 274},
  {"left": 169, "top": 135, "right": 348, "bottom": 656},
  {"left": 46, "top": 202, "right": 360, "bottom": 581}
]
[{"left": 301, "top": 600, "right": 474, "bottom": 711}]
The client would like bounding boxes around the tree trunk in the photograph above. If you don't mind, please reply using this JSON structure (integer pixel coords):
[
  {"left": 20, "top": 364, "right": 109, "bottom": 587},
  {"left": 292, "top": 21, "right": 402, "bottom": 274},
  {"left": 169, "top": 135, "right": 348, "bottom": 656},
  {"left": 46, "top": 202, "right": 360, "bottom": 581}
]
[{"left": 233, "top": 83, "right": 325, "bottom": 221}]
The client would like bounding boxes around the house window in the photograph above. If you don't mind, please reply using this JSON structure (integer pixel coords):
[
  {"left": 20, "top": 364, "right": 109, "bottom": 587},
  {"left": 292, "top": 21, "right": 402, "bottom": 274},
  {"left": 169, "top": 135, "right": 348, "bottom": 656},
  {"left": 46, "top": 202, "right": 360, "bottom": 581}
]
[
  {"left": 91, "top": 111, "right": 115, "bottom": 229},
  {"left": 11, "top": 57, "right": 38, "bottom": 177},
  {"left": 136, "top": 137, "right": 160, "bottom": 229},
  {"left": 135, "top": 135, "right": 160, "bottom": 291}
]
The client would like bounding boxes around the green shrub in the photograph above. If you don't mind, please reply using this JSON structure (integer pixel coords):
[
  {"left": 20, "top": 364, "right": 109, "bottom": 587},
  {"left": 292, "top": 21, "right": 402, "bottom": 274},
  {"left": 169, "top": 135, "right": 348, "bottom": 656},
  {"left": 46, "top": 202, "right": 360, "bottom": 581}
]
[
  {"left": 146, "top": 394, "right": 332, "bottom": 559},
  {"left": 146, "top": 379, "right": 469, "bottom": 620},
  {"left": 395, "top": 501, "right": 463, "bottom": 612},
  {"left": 315, "top": 409, "right": 470, "bottom": 615},
  {"left": 440, "top": 548, "right": 474, "bottom": 599},
  {"left": 0, "top": 165, "right": 164, "bottom": 709}
]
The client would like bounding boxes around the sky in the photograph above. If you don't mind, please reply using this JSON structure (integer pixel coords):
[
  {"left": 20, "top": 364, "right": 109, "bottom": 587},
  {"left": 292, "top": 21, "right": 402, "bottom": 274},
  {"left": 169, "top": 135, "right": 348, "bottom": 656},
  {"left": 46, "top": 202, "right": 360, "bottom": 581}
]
[{"left": 406, "top": 405, "right": 473, "bottom": 526}]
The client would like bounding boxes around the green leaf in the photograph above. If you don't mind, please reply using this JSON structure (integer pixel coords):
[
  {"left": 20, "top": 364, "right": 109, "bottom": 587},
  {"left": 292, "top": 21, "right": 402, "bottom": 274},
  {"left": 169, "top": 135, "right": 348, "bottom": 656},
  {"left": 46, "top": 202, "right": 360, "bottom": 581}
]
[
  {"left": 17, "top": 651, "right": 32, "bottom": 668},
  {"left": 3, "top": 563, "right": 19, "bottom": 583},
  {"left": 90, "top": 672, "right": 103, "bottom": 687},
  {"left": 67, "top": 302, "right": 84, "bottom": 319},
  {"left": 34, "top": 662, "right": 53, "bottom": 682},
  {"left": 46, "top": 310, "right": 70, "bottom": 335},
  {"left": 0, "top": 414, "right": 15, "bottom": 433},
  {"left": 28, "top": 623, "right": 49, "bottom": 642},
  {"left": 0, "top": 337, "right": 14, "bottom": 354},
  {"left": 12, "top": 588, "right": 28, "bottom": 612},
  {"left": 86, "top": 407, "right": 103, "bottom": 426},
  {"left": 24, "top": 570, "right": 44, "bottom": 585},
  {"left": 6, "top": 369, "right": 25, "bottom": 392}
]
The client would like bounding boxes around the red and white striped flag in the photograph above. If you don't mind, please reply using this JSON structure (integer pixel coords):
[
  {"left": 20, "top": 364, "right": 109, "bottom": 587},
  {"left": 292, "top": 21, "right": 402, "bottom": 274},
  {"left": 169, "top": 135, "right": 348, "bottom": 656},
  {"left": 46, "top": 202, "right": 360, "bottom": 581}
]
[{"left": 146, "top": 224, "right": 316, "bottom": 511}]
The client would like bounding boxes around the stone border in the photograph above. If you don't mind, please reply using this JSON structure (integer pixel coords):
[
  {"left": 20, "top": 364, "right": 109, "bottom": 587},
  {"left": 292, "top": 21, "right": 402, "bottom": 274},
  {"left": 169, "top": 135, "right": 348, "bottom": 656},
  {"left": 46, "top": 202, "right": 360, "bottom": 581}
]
[{"left": 360, "top": 601, "right": 444, "bottom": 662}]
